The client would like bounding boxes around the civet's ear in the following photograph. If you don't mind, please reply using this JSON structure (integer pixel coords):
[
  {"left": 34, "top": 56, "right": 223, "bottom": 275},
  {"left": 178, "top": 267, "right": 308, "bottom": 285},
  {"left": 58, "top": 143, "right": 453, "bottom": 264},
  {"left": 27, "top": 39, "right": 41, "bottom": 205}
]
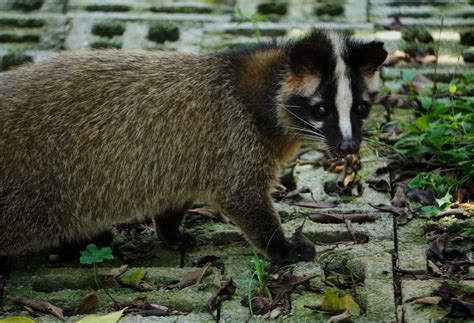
[
  {"left": 288, "top": 42, "right": 316, "bottom": 75},
  {"left": 354, "top": 41, "right": 388, "bottom": 76}
]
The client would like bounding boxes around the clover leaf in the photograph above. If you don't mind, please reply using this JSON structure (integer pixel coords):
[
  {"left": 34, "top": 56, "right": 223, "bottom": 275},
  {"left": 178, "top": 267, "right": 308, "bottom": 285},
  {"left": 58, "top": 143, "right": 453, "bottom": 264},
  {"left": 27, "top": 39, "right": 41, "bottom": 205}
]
[{"left": 80, "top": 244, "right": 114, "bottom": 265}]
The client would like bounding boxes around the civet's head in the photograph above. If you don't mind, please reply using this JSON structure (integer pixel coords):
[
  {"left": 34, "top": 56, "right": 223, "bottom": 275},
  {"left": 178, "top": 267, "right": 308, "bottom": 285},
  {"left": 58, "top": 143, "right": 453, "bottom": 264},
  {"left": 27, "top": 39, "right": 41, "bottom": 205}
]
[{"left": 279, "top": 30, "right": 387, "bottom": 157}]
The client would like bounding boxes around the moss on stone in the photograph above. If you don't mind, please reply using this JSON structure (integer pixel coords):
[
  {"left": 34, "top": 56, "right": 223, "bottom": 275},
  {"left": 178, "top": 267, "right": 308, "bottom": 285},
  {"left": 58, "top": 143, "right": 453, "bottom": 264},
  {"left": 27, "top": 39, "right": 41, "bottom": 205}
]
[
  {"left": 150, "top": 5, "right": 213, "bottom": 14},
  {"left": 460, "top": 30, "right": 474, "bottom": 46},
  {"left": 402, "top": 42, "right": 435, "bottom": 57},
  {"left": 90, "top": 37, "right": 122, "bottom": 49},
  {"left": 315, "top": 1, "right": 345, "bottom": 17},
  {"left": 257, "top": 2, "right": 288, "bottom": 16},
  {"left": 92, "top": 21, "right": 126, "bottom": 38},
  {"left": 1, "top": 50, "right": 32, "bottom": 71},
  {"left": 0, "top": 33, "right": 40, "bottom": 43},
  {"left": 402, "top": 27, "right": 433, "bottom": 43},
  {"left": 0, "top": 17, "right": 45, "bottom": 28},
  {"left": 85, "top": 4, "right": 131, "bottom": 12},
  {"left": 9, "top": 0, "right": 43, "bottom": 12},
  {"left": 148, "top": 23, "right": 179, "bottom": 44},
  {"left": 463, "top": 47, "right": 474, "bottom": 63}
]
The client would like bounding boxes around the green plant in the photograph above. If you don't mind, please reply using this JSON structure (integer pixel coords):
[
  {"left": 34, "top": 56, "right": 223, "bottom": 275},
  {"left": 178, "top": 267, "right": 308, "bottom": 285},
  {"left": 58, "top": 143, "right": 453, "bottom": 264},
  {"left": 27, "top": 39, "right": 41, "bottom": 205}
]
[
  {"left": 394, "top": 76, "right": 473, "bottom": 178},
  {"left": 408, "top": 173, "right": 459, "bottom": 199},
  {"left": 80, "top": 244, "right": 116, "bottom": 303},
  {"left": 234, "top": 5, "right": 266, "bottom": 41},
  {"left": 394, "top": 74, "right": 474, "bottom": 217},
  {"left": 462, "top": 223, "right": 474, "bottom": 236},
  {"left": 247, "top": 243, "right": 272, "bottom": 315}
]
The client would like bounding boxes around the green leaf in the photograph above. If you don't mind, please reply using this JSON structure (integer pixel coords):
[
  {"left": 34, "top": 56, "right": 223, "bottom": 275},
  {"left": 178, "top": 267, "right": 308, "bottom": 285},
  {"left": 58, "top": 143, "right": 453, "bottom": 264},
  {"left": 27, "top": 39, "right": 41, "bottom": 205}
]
[
  {"left": 120, "top": 268, "right": 147, "bottom": 285},
  {"left": 415, "top": 115, "right": 430, "bottom": 131},
  {"left": 0, "top": 317, "right": 35, "bottom": 323},
  {"left": 435, "top": 192, "right": 452, "bottom": 208},
  {"left": 341, "top": 294, "right": 361, "bottom": 316},
  {"left": 402, "top": 69, "right": 416, "bottom": 82},
  {"left": 322, "top": 288, "right": 345, "bottom": 314},
  {"left": 419, "top": 96, "right": 432, "bottom": 110},
  {"left": 80, "top": 244, "right": 114, "bottom": 265},
  {"left": 421, "top": 205, "right": 442, "bottom": 218},
  {"left": 449, "top": 84, "right": 457, "bottom": 95},
  {"left": 77, "top": 309, "right": 125, "bottom": 323}
]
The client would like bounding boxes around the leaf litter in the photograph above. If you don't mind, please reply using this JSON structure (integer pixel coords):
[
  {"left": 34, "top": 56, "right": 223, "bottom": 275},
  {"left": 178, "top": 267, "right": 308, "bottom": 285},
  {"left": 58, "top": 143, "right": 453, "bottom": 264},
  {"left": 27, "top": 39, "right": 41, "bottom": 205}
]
[
  {"left": 240, "top": 265, "right": 321, "bottom": 318},
  {"left": 409, "top": 281, "right": 474, "bottom": 319}
]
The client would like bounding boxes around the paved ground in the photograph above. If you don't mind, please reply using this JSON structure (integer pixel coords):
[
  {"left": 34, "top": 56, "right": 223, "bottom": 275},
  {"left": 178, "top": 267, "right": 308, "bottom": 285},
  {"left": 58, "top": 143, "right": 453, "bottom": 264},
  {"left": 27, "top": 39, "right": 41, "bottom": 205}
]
[{"left": 0, "top": 0, "right": 473, "bottom": 322}]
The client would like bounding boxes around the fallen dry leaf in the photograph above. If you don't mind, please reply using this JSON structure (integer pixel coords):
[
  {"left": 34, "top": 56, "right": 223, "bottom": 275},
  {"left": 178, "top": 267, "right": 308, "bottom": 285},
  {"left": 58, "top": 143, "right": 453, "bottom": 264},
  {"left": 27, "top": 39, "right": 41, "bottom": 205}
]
[
  {"left": 131, "top": 280, "right": 155, "bottom": 292},
  {"left": 407, "top": 189, "right": 436, "bottom": 205},
  {"left": 309, "top": 213, "right": 373, "bottom": 224},
  {"left": 294, "top": 201, "right": 336, "bottom": 209},
  {"left": 411, "top": 296, "right": 443, "bottom": 305},
  {"left": 102, "top": 264, "right": 128, "bottom": 277},
  {"left": 285, "top": 186, "right": 312, "bottom": 198},
  {"left": 75, "top": 291, "right": 99, "bottom": 315},
  {"left": 366, "top": 179, "right": 391, "bottom": 193},
  {"left": 207, "top": 279, "right": 237, "bottom": 318},
  {"left": 11, "top": 295, "right": 65, "bottom": 320},
  {"left": 193, "top": 255, "right": 223, "bottom": 269},
  {"left": 415, "top": 54, "right": 437, "bottom": 65},
  {"left": 116, "top": 296, "right": 185, "bottom": 317},
  {"left": 166, "top": 263, "right": 214, "bottom": 290}
]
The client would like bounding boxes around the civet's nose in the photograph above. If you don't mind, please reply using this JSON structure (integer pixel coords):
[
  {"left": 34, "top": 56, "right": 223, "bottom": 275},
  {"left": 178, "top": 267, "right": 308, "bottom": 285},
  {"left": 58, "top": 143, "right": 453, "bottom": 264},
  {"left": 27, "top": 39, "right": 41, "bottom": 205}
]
[{"left": 336, "top": 140, "right": 359, "bottom": 156}]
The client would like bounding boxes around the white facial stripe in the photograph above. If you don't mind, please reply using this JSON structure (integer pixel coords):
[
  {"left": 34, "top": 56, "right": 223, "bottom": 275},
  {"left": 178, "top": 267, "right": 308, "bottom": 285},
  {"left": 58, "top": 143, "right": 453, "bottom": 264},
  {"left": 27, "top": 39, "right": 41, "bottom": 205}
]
[{"left": 329, "top": 32, "right": 353, "bottom": 140}]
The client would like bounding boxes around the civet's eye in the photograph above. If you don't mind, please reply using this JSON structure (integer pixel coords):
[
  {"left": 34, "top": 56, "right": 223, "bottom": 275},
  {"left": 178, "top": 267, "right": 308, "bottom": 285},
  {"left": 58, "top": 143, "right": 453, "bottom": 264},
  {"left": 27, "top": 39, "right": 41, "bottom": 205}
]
[
  {"left": 314, "top": 105, "right": 329, "bottom": 118},
  {"left": 355, "top": 103, "right": 369, "bottom": 117}
]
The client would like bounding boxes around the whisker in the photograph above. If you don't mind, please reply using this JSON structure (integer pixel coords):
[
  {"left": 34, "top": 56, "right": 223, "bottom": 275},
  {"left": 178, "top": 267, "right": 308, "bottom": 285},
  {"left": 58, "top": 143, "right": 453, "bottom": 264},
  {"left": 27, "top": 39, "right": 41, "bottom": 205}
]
[
  {"left": 283, "top": 126, "right": 326, "bottom": 140},
  {"left": 280, "top": 106, "right": 326, "bottom": 138}
]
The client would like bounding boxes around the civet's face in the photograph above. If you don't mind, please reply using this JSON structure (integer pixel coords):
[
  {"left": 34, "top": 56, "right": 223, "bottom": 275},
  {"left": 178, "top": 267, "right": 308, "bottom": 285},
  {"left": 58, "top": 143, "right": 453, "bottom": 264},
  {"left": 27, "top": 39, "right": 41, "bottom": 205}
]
[{"left": 281, "top": 30, "right": 387, "bottom": 157}]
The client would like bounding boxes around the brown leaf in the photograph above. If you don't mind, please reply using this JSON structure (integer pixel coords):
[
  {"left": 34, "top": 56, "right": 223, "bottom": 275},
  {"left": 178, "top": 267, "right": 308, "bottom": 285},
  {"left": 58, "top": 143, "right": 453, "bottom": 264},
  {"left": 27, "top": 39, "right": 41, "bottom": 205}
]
[
  {"left": 369, "top": 203, "right": 405, "bottom": 216},
  {"left": 392, "top": 184, "right": 408, "bottom": 208},
  {"left": 207, "top": 279, "right": 237, "bottom": 318},
  {"left": 166, "top": 263, "right": 214, "bottom": 289},
  {"left": 327, "top": 310, "right": 352, "bottom": 323},
  {"left": 117, "top": 296, "right": 184, "bottom": 317},
  {"left": 434, "top": 208, "right": 465, "bottom": 219},
  {"left": 384, "top": 50, "right": 409, "bottom": 66},
  {"left": 294, "top": 201, "right": 336, "bottom": 209},
  {"left": 131, "top": 280, "right": 155, "bottom": 292},
  {"left": 384, "top": 16, "right": 403, "bottom": 31},
  {"left": 407, "top": 189, "right": 436, "bottom": 205},
  {"left": 285, "top": 186, "right": 312, "bottom": 198},
  {"left": 240, "top": 295, "right": 271, "bottom": 315},
  {"left": 309, "top": 213, "right": 373, "bottom": 224},
  {"left": 193, "top": 255, "right": 223, "bottom": 269},
  {"left": 366, "top": 179, "right": 391, "bottom": 193},
  {"left": 449, "top": 299, "right": 474, "bottom": 318},
  {"left": 102, "top": 264, "right": 129, "bottom": 277},
  {"left": 11, "top": 295, "right": 65, "bottom": 320},
  {"left": 415, "top": 54, "right": 437, "bottom": 65},
  {"left": 411, "top": 296, "right": 443, "bottom": 305},
  {"left": 429, "top": 235, "right": 447, "bottom": 262},
  {"left": 75, "top": 291, "right": 98, "bottom": 315}
]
